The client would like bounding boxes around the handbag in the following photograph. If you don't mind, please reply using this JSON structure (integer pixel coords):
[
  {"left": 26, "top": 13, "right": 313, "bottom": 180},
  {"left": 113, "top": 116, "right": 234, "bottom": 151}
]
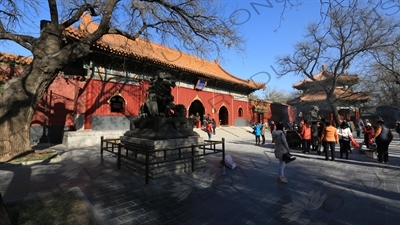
[
  {"left": 282, "top": 152, "right": 296, "bottom": 164},
  {"left": 350, "top": 136, "right": 359, "bottom": 148}
]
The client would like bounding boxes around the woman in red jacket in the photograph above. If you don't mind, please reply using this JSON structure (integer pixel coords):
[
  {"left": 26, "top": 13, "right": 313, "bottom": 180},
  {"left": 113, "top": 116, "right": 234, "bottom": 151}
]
[
  {"left": 301, "top": 120, "right": 312, "bottom": 153},
  {"left": 363, "top": 123, "right": 375, "bottom": 149}
]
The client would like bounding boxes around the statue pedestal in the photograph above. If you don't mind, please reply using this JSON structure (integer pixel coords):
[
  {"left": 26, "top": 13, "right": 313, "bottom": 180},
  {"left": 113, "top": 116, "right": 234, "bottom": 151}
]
[{"left": 120, "top": 135, "right": 206, "bottom": 179}]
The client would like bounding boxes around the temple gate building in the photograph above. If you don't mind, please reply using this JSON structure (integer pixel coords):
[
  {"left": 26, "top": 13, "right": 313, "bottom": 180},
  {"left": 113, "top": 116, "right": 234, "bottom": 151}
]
[{"left": 1, "top": 14, "right": 291, "bottom": 145}]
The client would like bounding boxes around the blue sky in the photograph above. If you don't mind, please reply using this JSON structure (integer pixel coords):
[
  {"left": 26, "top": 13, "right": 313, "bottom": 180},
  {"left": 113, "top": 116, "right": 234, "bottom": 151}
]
[
  {"left": 218, "top": 1, "right": 324, "bottom": 96},
  {"left": 3, "top": 1, "right": 399, "bottom": 97}
]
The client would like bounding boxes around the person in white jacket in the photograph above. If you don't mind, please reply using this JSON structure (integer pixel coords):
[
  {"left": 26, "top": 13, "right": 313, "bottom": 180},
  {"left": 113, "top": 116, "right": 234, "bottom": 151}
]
[
  {"left": 337, "top": 121, "right": 353, "bottom": 159},
  {"left": 272, "top": 122, "right": 292, "bottom": 183}
]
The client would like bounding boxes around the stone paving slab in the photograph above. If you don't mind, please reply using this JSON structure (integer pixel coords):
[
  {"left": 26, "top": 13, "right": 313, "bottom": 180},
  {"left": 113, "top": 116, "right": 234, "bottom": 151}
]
[{"left": 1, "top": 127, "right": 400, "bottom": 225}]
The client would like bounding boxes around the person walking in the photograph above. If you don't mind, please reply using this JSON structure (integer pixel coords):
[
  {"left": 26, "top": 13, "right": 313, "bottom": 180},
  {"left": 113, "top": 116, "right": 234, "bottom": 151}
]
[
  {"left": 272, "top": 123, "right": 292, "bottom": 183},
  {"left": 373, "top": 120, "right": 394, "bottom": 164},
  {"left": 205, "top": 121, "right": 213, "bottom": 141},
  {"left": 338, "top": 122, "right": 352, "bottom": 159},
  {"left": 269, "top": 121, "right": 276, "bottom": 143},
  {"left": 300, "top": 120, "right": 312, "bottom": 154},
  {"left": 211, "top": 118, "right": 217, "bottom": 135},
  {"left": 261, "top": 122, "right": 267, "bottom": 145},
  {"left": 321, "top": 121, "right": 339, "bottom": 161},
  {"left": 253, "top": 122, "right": 262, "bottom": 146}
]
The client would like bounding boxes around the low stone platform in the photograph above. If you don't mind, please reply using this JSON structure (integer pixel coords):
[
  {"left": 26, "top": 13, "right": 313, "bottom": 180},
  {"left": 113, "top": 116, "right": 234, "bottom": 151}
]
[
  {"left": 120, "top": 136, "right": 206, "bottom": 179},
  {"left": 62, "top": 130, "right": 127, "bottom": 148}
]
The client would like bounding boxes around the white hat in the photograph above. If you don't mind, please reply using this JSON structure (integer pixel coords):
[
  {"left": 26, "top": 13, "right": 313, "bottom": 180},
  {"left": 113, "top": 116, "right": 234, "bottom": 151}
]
[{"left": 366, "top": 123, "right": 371, "bottom": 126}]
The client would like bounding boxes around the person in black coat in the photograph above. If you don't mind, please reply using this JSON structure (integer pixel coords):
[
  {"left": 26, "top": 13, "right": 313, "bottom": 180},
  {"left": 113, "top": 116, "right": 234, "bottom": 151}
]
[
  {"left": 317, "top": 118, "right": 326, "bottom": 153},
  {"left": 311, "top": 121, "right": 319, "bottom": 151},
  {"left": 211, "top": 118, "right": 217, "bottom": 135}
]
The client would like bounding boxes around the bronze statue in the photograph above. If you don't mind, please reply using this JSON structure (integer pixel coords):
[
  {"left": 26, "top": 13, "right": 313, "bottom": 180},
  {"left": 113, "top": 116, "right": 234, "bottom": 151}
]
[
  {"left": 140, "top": 71, "right": 186, "bottom": 117},
  {"left": 127, "top": 71, "right": 196, "bottom": 139},
  {"left": 306, "top": 105, "right": 321, "bottom": 122}
]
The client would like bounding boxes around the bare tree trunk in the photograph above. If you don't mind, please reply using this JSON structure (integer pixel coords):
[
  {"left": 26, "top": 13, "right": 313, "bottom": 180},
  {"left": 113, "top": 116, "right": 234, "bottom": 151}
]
[
  {"left": 0, "top": 120, "right": 32, "bottom": 161},
  {"left": 326, "top": 93, "right": 341, "bottom": 127},
  {"left": 0, "top": 64, "right": 55, "bottom": 161},
  {"left": 0, "top": 21, "right": 94, "bottom": 161}
]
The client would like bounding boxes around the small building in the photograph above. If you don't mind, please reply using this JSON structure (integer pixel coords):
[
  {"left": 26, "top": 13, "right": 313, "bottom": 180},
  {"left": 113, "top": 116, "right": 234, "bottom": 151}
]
[
  {"left": 287, "top": 65, "right": 369, "bottom": 124},
  {"left": 249, "top": 98, "right": 296, "bottom": 127}
]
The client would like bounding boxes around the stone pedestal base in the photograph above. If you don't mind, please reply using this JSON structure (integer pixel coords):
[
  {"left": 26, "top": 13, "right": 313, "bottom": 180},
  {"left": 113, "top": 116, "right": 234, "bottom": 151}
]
[{"left": 120, "top": 136, "right": 206, "bottom": 179}]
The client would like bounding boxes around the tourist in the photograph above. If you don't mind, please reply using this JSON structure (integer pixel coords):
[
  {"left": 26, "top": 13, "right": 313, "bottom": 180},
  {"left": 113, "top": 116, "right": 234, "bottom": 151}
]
[
  {"left": 189, "top": 113, "right": 195, "bottom": 128},
  {"left": 300, "top": 120, "right": 312, "bottom": 153},
  {"left": 363, "top": 123, "right": 374, "bottom": 149},
  {"left": 194, "top": 113, "right": 201, "bottom": 128},
  {"left": 311, "top": 121, "right": 319, "bottom": 151},
  {"left": 321, "top": 121, "right": 339, "bottom": 161},
  {"left": 206, "top": 113, "right": 211, "bottom": 122},
  {"left": 253, "top": 122, "right": 262, "bottom": 146},
  {"left": 272, "top": 122, "right": 292, "bottom": 183},
  {"left": 338, "top": 122, "right": 352, "bottom": 159},
  {"left": 202, "top": 114, "right": 207, "bottom": 129},
  {"left": 205, "top": 121, "right": 213, "bottom": 141},
  {"left": 373, "top": 120, "right": 394, "bottom": 164},
  {"left": 317, "top": 118, "right": 326, "bottom": 153},
  {"left": 211, "top": 118, "right": 217, "bottom": 135},
  {"left": 269, "top": 120, "right": 276, "bottom": 133},
  {"left": 261, "top": 122, "right": 267, "bottom": 145},
  {"left": 354, "top": 118, "right": 365, "bottom": 137}
]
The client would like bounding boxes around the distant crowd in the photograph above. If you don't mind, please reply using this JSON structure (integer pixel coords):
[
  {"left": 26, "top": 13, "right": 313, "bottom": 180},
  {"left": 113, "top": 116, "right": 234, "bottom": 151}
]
[
  {"left": 252, "top": 117, "right": 399, "bottom": 183},
  {"left": 252, "top": 117, "right": 400, "bottom": 163},
  {"left": 189, "top": 113, "right": 217, "bottom": 141}
]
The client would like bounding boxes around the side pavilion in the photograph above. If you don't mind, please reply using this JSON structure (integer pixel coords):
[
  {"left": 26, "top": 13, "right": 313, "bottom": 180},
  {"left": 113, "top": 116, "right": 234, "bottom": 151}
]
[{"left": 287, "top": 65, "right": 369, "bottom": 125}]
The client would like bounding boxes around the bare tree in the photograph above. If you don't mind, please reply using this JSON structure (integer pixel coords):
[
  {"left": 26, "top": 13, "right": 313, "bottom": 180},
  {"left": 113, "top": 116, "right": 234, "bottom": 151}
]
[
  {"left": 0, "top": 0, "right": 244, "bottom": 161},
  {"left": 356, "top": 64, "right": 399, "bottom": 113},
  {"left": 263, "top": 86, "right": 291, "bottom": 104},
  {"left": 276, "top": 1, "right": 400, "bottom": 126},
  {"left": 372, "top": 43, "right": 400, "bottom": 85}
]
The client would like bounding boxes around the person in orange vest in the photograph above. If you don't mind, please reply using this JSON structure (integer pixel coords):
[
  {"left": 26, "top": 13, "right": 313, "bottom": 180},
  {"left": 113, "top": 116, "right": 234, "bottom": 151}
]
[
  {"left": 321, "top": 120, "right": 339, "bottom": 161},
  {"left": 301, "top": 119, "right": 312, "bottom": 154}
]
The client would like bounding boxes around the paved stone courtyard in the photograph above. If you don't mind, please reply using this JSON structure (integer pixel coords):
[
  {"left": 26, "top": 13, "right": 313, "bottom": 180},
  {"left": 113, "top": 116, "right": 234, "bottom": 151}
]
[{"left": 1, "top": 127, "right": 399, "bottom": 225}]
